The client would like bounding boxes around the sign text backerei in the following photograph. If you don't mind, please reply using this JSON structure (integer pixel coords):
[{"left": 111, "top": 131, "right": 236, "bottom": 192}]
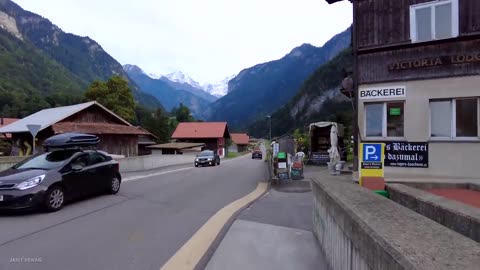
[{"left": 359, "top": 86, "right": 406, "bottom": 100}]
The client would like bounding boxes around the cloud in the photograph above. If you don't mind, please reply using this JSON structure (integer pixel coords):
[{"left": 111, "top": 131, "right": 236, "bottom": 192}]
[{"left": 14, "top": 0, "right": 352, "bottom": 82}]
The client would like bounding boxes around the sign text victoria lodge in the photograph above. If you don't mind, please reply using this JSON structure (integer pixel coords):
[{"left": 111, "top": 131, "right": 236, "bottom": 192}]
[{"left": 389, "top": 53, "right": 480, "bottom": 71}]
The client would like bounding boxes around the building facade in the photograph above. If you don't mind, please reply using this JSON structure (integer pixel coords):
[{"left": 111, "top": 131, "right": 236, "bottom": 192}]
[
  {"left": 354, "top": 0, "right": 480, "bottom": 178},
  {"left": 171, "top": 122, "right": 231, "bottom": 158},
  {"left": 0, "top": 102, "right": 155, "bottom": 157},
  {"left": 229, "top": 133, "right": 250, "bottom": 153}
]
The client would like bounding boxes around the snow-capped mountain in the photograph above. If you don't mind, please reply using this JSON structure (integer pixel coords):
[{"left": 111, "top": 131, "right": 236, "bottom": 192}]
[
  {"left": 164, "top": 71, "right": 203, "bottom": 89},
  {"left": 148, "top": 73, "right": 162, "bottom": 80},
  {"left": 202, "top": 75, "right": 236, "bottom": 97},
  {"left": 149, "top": 70, "right": 235, "bottom": 98}
]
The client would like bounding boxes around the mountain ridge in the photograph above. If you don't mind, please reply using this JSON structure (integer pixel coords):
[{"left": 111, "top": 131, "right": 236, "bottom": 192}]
[
  {"left": 0, "top": 0, "right": 163, "bottom": 111},
  {"left": 124, "top": 64, "right": 214, "bottom": 119},
  {"left": 206, "top": 27, "right": 352, "bottom": 128}
]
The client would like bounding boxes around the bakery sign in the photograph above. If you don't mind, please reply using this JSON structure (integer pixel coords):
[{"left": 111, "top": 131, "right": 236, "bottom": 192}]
[
  {"left": 384, "top": 142, "right": 428, "bottom": 168},
  {"left": 359, "top": 86, "right": 406, "bottom": 100},
  {"left": 389, "top": 53, "right": 480, "bottom": 71}
]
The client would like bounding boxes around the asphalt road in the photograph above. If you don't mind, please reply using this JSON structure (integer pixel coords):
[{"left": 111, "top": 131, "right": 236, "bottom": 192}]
[{"left": 0, "top": 154, "right": 266, "bottom": 270}]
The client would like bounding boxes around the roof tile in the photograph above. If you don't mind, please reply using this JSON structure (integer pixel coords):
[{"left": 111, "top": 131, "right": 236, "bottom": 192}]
[
  {"left": 172, "top": 122, "right": 229, "bottom": 139},
  {"left": 231, "top": 133, "right": 250, "bottom": 145}
]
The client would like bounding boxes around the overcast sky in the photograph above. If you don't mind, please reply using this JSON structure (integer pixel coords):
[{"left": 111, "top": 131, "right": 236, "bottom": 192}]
[{"left": 14, "top": 0, "right": 352, "bottom": 83}]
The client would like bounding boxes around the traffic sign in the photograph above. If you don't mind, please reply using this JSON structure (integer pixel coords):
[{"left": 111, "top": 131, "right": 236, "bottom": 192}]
[
  {"left": 27, "top": 124, "right": 42, "bottom": 155},
  {"left": 359, "top": 143, "right": 385, "bottom": 179},
  {"left": 363, "top": 144, "right": 382, "bottom": 162}
]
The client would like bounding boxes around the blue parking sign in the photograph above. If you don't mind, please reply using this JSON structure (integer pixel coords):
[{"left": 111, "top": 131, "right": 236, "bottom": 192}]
[{"left": 363, "top": 144, "right": 382, "bottom": 162}]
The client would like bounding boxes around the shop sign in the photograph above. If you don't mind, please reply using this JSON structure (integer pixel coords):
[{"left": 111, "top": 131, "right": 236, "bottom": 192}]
[
  {"left": 311, "top": 152, "right": 329, "bottom": 164},
  {"left": 388, "top": 53, "right": 480, "bottom": 71},
  {"left": 389, "top": 107, "right": 401, "bottom": 116},
  {"left": 359, "top": 86, "right": 406, "bottom": 100},
  {"left": 273, "top": 143, "right": 279, "bottom": 157},
  {"left": 384, "top": 142, "right": 428, "bottom": 168}
]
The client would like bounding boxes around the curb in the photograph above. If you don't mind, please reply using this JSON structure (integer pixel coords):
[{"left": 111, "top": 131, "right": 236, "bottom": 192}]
[{"left": 192, "top": 161, "right": 272, "bottom": 270}]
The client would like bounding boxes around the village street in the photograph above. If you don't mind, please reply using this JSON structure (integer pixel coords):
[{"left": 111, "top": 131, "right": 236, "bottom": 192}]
[{"left": 0, "top": 154, "right": 266, "bottom": 270}]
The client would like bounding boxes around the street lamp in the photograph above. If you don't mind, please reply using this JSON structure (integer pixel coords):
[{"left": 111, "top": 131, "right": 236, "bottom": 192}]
[{"left": 266, "top": 115, "right": 271, "bottom": 141}]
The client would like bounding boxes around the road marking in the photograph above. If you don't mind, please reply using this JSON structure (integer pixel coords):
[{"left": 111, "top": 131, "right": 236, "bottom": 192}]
[
  {"left": 123, "top": 167, "right": 193, "bottom": 182},
  {"left": 159, "top": 181, "right": 268, "bottom": 270},
  {"left": 123, "top": 154, "right": 251, "bottom": 182}
]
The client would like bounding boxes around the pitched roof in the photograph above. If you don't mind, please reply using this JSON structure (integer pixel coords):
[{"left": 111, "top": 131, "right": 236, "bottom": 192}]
[
  {"left": 0, "top": 118, "right": 18, "bottom": 139},
  {"left": 231, "top": 133, "right": 250, "bottom": 145},
  {"left": 0, "top": 118, "right": 18, "bottom": 128},
  {"left": 52, "top": 122, "right": 150, "bottom": 135},
  {"left": 0, "top": 101, "right": 132, "bottom": 134},
  {"left": 147, "top": 142, "right": 205, "bottom": 150},
  {"left": 171, "top": 122, "right": 229, "bottom": 139}
]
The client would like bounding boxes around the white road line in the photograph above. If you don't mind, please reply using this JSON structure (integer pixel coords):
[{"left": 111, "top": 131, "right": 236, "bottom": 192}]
[{"left": 123, "top": 167, "right": 193, "bottom": 182}]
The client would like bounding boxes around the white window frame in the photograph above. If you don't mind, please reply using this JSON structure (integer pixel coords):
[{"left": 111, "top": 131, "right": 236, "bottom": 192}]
[
  {"left": 429, "top": 98, "right": 480, "bottom": 141},
  {"left": 364, "top": 102, "right": 405, "bottom": 139},
  {"left": 410, "top": 0, "right": 459, "bottom": 43}
]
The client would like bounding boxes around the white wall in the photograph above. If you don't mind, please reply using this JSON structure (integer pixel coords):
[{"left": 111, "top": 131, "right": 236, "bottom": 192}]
[
  {"left": 358, "top": 75, "right": 480, "bottom": 178},
  {"left": 117, "top": 153, "right": 195, "bottom": 173},
  {"left": 0, "top": 154, "right": 195, "bottom": 173}
]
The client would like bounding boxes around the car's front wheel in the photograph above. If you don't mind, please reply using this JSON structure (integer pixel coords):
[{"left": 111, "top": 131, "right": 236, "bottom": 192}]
[
  {"left": 108, "top": 175, "right": 121, "bottom": 194},
  {"left": 44, "top": 186, "right": 65, "bottom": 212}
]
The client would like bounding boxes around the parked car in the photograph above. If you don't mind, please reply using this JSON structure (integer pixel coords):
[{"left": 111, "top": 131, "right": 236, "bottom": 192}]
[
  {"left": 252, "top": 150, "right": 262, "bottom": 159},
  {"left": 194, "top": 150, "right": 220, "bottom": 167},
  {"left": 0, "top": 133, "right": 121, "bottom": 212}
]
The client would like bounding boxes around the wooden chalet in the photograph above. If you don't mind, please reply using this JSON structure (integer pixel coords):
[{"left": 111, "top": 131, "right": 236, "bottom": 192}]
[
  {"left": 171, "top": 122, "right": 231, "bottom": 158},
  {"left": 0, "top": 101, "right": 155, "bottom": 157}
]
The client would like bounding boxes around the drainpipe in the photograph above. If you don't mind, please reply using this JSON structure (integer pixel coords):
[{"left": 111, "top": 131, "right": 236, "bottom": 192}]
[{"left": 352, "top": 0, "right": 359, "bottom": 172}]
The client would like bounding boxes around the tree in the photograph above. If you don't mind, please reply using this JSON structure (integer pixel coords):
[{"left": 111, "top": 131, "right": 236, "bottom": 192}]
[
  {"left": 85, "top": 76, "right": 136, "bottom": 122},
  {"left": 171, "top": 103, "right": 194, "bottom": 122},
  {"left": 136, "top": 106, "right": 170, "bottom": 143}
]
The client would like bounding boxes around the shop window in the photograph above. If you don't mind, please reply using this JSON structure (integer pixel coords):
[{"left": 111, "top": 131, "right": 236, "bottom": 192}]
[
  {"left": 365, "top": 102, "right": 404, "bottom": 138},
  {"left": 430, "top": 98, "right": 479, "bottom": 138},
  {"left": 365, "top": 103, "right": 383, "bottom": 137},
  {"left": 410, "top": 0, "right": 458, "bottom": 42}
]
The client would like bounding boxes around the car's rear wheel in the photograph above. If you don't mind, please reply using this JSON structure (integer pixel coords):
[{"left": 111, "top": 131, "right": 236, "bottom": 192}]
[
  {"left": 44, "top": 186, "right": 65, "bottom": 212},
  {"left": 108, "top": 175, "right": 121, "bottom": 194}
]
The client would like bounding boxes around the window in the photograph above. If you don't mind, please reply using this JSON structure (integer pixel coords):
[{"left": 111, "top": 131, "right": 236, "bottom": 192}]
[
  {"left": 365, "top": 102, "right": 404, "bottom": 138},
  {"left": 13, "top": 150, "right": 76, "bottom": 170},
  {"left": 410, "top": 0, "right": 459, "bottom": 42},
  {"left": 430, "top": 98, "right": 479, "bottom": 138},
  {"left": 89, "top": 152, "right": 107, "bottom": 165}
]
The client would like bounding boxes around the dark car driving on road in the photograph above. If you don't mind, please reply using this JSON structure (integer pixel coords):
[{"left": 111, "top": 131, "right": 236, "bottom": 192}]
[
  {"left": 252, "top": 150, "right": 262, "bottom": 159},
  {"left": 0, "top": 133, "right": 121, "bottom": 212},
  {"left": 194, "top": 150, "right": 220, "bottom": 167}
]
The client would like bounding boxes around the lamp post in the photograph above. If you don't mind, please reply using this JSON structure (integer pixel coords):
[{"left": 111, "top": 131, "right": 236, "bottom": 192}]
[{"left": 266, "top": 115, "right": 271, "bottom": 142}]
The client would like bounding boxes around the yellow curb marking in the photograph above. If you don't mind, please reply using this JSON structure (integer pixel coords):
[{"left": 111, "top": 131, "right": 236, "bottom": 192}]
[{"left": 160, "top": 181, "right": 268, "bottom": 270}]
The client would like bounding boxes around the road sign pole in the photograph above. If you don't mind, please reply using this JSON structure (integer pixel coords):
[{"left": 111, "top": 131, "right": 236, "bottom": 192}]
[{"left": 26, "top": 124, "right": 41, "bottom": 155}]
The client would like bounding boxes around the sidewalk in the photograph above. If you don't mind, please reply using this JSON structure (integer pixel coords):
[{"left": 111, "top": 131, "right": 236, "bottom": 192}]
[{"left": 204, "top": 167, "right": 329, "bottom": 270}]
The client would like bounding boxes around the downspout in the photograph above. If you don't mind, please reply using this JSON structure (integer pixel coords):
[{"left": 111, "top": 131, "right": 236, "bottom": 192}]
[{"left": 352, "top": 0, "right": 360, "bottom": 172}]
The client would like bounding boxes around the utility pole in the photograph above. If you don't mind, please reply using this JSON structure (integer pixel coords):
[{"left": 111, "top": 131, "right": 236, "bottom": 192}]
[{"left": 266, "top": 115, "right": 272, "bottom": 141}]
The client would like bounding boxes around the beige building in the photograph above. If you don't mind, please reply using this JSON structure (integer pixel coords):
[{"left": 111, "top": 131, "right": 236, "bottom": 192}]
[{"left": 354, "top": 0, "right": 480, "bottom": 178}]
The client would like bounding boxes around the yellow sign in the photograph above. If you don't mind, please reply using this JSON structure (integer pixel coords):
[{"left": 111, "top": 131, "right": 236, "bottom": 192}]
[{"left": 359, "top": 143, "right": 385, "bottom": 182}]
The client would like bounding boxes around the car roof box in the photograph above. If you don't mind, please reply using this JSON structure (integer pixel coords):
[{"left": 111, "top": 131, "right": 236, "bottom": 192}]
[{"left": 43, "top": 133, "right": 100, "bottom": 150}]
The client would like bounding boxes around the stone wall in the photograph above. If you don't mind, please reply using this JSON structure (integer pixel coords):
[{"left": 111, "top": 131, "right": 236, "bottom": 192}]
[
  {"left": 311, "top": 176, "right": 480, "bottom": 270},
  {"left": 386, "top": 183, "right": 480, "bottom": 243}
]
